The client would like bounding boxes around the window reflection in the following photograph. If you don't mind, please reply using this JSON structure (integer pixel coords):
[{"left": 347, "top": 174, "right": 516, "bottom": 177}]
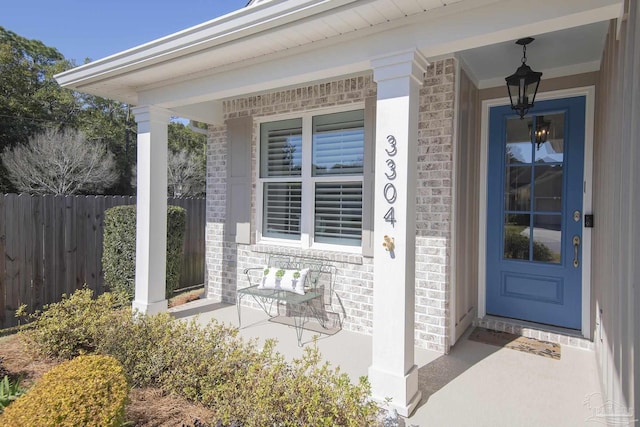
[
  {"left": 533, "top": 214, "right": 562, "bottom": 263},
  {"left": 502, "top": 112, "right": 566, "bottom": 264}
]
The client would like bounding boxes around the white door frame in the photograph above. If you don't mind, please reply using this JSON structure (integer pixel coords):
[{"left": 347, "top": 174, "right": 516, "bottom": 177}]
[{"left": 477, "top": 86, "right": 595, "bottom": 339}]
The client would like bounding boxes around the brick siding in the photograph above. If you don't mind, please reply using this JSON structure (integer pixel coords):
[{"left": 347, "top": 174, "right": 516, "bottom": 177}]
[{"left": 205, "top": 62, "right": 456, "bottom": 352}]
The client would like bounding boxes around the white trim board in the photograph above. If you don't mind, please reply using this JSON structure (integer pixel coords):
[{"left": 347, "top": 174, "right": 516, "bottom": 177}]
[{"left": 477, "top": 86, "right": 595, "bottom": 339}]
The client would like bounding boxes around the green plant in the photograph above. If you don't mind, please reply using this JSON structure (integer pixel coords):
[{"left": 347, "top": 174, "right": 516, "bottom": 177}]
[
  {"left": 0, "top": 375, "right": 24, "bottom": 413},
  {"left": 504, "top": 228, "right": 554, "bottom": 262},
  {"left": 0, "top": 355, "right": 128, "bottom": 427},
  {"left": 102, "top": 205, "right": 186, "bottom": 299},
  {"left": 21, "top": 288, "right": 129, "bottom": 360},
  {"left": 14, "top": 304, "right": 28, "bottom": 326},
  {"left": 275, "top": 269, "right": 285, "bottom": 279},
  {"left": 293, "top": 270, "right": 301, "bottom": 279},
  {"left": 24, "top": 288, "right": 380, "bottom": 426},
  {"left": 209, "top": 341, "right": 378, "bottom": 427}
]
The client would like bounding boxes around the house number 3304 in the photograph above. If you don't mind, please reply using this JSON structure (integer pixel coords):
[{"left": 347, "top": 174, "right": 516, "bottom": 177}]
[{"left": 383, "top": 135, "right": 397, "bottom": 226}]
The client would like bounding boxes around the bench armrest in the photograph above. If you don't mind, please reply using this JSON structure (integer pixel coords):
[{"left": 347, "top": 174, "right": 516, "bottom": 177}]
[{"left": 242, "top": 267, "right": 265, "bottom": 289}]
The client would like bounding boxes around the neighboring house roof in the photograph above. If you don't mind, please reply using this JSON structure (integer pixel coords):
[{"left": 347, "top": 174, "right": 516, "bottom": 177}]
[{"left": 55, "top": 0, "right": 621, "bottom": 123}]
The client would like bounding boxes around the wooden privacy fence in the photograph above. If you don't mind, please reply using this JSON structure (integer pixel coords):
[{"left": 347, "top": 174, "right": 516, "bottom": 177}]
[{"left": 0, "top": 194, "right": 205, "bottom": 329}]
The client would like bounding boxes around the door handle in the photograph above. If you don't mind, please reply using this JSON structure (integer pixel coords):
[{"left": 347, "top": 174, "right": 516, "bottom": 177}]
[{"left": 572, "top": 235, "right": 580, "bottom": 268}]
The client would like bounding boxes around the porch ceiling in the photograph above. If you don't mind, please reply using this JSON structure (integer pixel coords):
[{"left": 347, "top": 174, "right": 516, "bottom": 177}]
[
  {"left": 56, "top": 0, "right": 622, "bottom": 122},
  {"left": 458, "top": 21, "right": 611, "bottom": 89}
]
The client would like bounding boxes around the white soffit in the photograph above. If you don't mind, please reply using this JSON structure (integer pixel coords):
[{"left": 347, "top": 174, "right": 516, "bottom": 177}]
[
  {"left": 55, "top": 0, "right": 622, "bottom": 106},
  {"left": 55, "top": 0, "right": 463, "bottom": 103}
]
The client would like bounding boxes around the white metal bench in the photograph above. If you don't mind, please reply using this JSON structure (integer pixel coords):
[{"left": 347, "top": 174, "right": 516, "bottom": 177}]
[{"left": 237, "top": 255, "right": 339, "bottom": 346}]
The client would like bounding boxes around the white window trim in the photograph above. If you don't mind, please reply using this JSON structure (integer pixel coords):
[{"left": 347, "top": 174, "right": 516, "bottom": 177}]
[{"left": 256, "top": 103, "right": 366, "bottom": 254}]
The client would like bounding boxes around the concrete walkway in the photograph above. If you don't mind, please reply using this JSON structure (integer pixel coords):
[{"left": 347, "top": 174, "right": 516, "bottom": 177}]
[{"left": 170, "top": 299, "right": 604, "bottom": 427}]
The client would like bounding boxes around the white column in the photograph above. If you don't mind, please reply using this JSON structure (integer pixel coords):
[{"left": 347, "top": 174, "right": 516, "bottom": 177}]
[
  {"left": 368, "top": 50, "right": 428, "bottom": 417},
  {"left": 131, "top": 105, "right": 172, "bottom": 315}
]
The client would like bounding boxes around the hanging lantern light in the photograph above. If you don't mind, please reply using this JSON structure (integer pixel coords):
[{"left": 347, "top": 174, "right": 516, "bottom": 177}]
[
  {"left": 529, "top": 115, "right": 551, "bottom": 150},
  {"left": 505, "top": 37, "right": 542, "bottom": 119}
]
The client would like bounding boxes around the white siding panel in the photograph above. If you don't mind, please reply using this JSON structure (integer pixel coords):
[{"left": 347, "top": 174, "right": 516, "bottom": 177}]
[
  {"left": 415, "top": 0, "right": 449, "bottom": 11},
  {"left": 313, "top": 18, "right": 344, "bottom": 39},
  {"left": 321, "top": 14, "right": 356, "bottom": 35},
  {"left": 394, "top": 0, "right": 425, "bottom": 16},
  {"left": 370, "top": 2, "right": 406, "bottom": 21},
  {"left": 351, "top": 3, "right": 389, "bottom": 26},
  {"left": 337, "top": 9, "right": 373, "bottom": 30},
  {"left": 279, "top": 27, "right": 314, "bottom": 45}
]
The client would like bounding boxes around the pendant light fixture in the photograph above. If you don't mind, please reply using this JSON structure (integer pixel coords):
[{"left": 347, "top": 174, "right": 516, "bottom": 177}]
[{"left": 505, "top": 37, "right": 543, "bottom": 119}]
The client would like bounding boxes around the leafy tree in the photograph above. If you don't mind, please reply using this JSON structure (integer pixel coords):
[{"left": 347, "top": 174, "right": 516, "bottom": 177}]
[
  {"left": 0, "top": 27, "right": 77, "bottom": 191},
  {"left": 168, "top": 121, "right": 206, "bottom": 164},
  {"left": 0, "top": 28, "right": 208, "bottom": 196},
  {"left": 2, "top": 128, "right": 118, "bottom": 195},
  {"left": 77, "top": 96, "right": 136, "bottom": 194}
]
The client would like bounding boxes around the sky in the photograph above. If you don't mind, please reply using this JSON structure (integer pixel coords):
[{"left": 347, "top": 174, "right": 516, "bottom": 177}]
[{"left": 2, "top": 0, "right": 249, "bottom": 64}]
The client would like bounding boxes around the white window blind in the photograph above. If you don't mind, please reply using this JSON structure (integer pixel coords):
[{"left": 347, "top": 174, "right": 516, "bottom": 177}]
[
  {"left": 260, "top": 119, "right": 302, "bottom": 239},
  {"left": 259, "top": 109, "right": 364, "bottom": 248},
  {"left": 312, "top": 110, "right": 364, "bottom": 176},
  {"left": 314, "top": 182, "right": 363, "bottom": 246},
  {"left": 263, "top": 182, "right": 302, "bottom": 239},
  {"left": 260, "top": 119, "right": 302, "bottom": 178}
]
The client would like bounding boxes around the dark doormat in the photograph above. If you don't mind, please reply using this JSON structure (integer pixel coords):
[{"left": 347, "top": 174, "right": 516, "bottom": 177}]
[{"left": 468, "top": 327, "right": 561, "bottom": 360}]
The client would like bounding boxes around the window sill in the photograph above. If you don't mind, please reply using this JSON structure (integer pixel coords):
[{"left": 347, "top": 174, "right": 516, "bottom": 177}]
[{"left": 251, "top": 243, "right": 365, "bottom": 265}]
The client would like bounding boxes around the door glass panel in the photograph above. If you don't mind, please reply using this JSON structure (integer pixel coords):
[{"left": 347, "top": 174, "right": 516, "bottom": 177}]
[
  {"left": 504, "top": 214, "right": 530, "bottom": 261},
  {"left": 506, "top": 117, "right": 534, "bottom": 165},
  {"left": 533, "top": 214, "right": 562, "bottom": 263},
  {"left": 533, "top": 165, "right": 563, "bottom": 212},
  {"left": 534, "top": 113, "right": 564, "bottom": 163},
  {"left": 505, "top": 166, "right": 532, "bottom": 211}
]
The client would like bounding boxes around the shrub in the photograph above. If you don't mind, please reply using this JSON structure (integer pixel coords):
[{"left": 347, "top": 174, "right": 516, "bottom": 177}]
[
  {"left": 102, "top": 205, "right": 186, "bottom": 299},
  {"left": 504, "top": 228, "right": 554, "bottom": 262},
  {"left": 0, "top": 355, "right": 128, "bottom": 427},
  {"left": 99, "top": 314, "right": 378, "bottom": 426},
  {"left": 210, "top": 343, "right": 379, "bottom": 427},
  {"left": 25, "top": 289, "right": 379, "bottom": 426},
  {"left": 22, "top": 288, "right": 129, "bottom": 360}
]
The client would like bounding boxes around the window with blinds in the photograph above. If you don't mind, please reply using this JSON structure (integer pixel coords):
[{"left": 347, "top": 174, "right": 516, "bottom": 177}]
[
  {"left": 312, "top": 110, "right": 364, "bottom": 176},
  {"left": 259, "top": 110, "right": 364, "bottom": 247},
  {"left": 260, "top": 119, "right": 302, "bottom": 239},
  {"left": 260, "top": 119, "right": 302, "bottom": 178},
  {"left": 314, "top": 182, "right": 362, "bottom": 246}
]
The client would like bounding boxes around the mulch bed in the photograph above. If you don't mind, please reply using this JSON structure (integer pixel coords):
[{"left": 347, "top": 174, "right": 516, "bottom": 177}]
[{"left": 0, "top": 291, "right": 218, "bottom": 426}]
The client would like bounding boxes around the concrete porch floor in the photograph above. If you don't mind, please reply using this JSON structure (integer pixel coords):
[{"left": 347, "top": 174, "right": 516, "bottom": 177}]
[{"left": 170, "top": 299, "right": 604, "bottom": 427}]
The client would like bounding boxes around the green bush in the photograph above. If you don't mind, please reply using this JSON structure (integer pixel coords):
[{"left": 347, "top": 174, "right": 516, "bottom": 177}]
[
  {"left": 102, "top": 205, "right": 186, "bottom": 299},
  {"left": 22, "top": 288, "right": 129, "bottom": 360},
  {"left": 504, "top": 228, "right": 554, "bottom": 262},
  {"left": 24, "top": 289, "right": 380, "bottom": 426},
  {"left": 0, "top": 355, "right": 128, "bottom": 427},
  {"left": 99, "top": 315, "right": 378, "bottom": 426}
]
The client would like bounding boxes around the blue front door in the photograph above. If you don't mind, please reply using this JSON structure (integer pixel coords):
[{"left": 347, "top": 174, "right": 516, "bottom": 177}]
[{"left": 486, "top": 96, "right": 585, "bottom": 329}]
